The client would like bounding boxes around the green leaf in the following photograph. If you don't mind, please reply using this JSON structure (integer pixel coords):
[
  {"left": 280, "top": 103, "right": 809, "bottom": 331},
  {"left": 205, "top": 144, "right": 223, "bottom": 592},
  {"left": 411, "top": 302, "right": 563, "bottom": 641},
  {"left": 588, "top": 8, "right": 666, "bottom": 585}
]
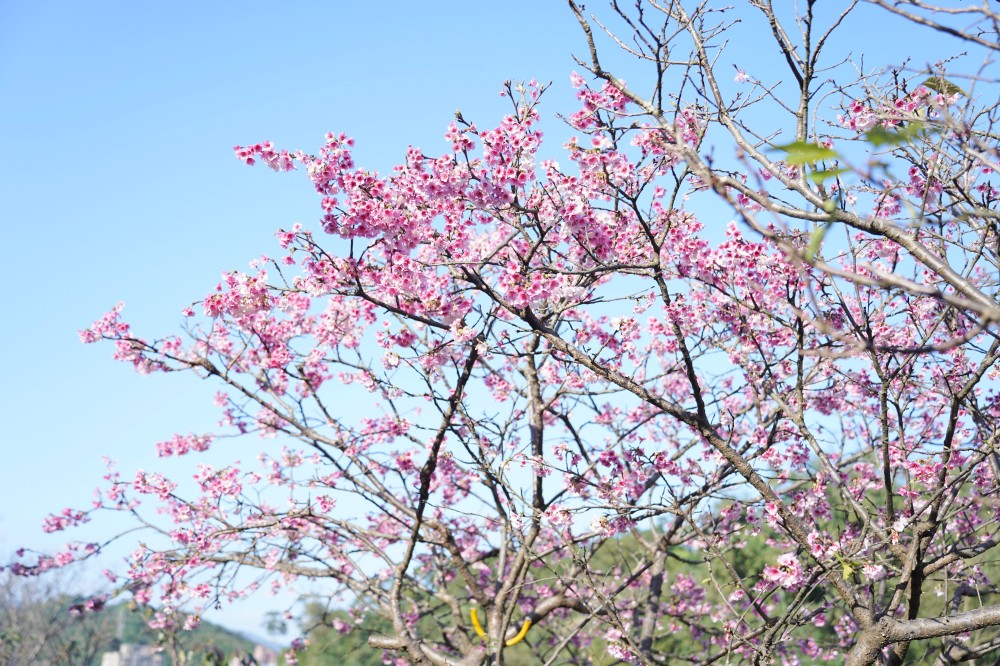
[
  {"left": 921, "top": 76, "right": 966, "bottom": 97},
  {"left": 866, "top": 122, "right": 925, "bottom": 147},
  {"left": 833, "top": 553, "right": 856, "bottom": 580},
  {"left": 804, "top": 221, "right": 832, "bottom": 262},
  {"left": 772, "top": 141, "right": 838, "bottom": 166},
  {"left": 808, "top": 168, "right": 850, "bottom": 184}
]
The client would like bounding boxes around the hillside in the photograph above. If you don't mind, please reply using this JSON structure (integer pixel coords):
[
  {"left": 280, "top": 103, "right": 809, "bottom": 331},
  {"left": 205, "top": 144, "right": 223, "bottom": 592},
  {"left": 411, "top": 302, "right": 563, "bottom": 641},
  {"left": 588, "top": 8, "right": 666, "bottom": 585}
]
[{"left": 0, "top": 580, "right": 269, "bottom": 666}]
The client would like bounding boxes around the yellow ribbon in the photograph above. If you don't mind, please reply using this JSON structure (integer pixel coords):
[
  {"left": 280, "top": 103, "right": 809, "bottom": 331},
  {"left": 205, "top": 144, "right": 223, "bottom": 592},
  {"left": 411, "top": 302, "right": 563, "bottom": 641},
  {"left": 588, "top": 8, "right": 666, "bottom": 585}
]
[
  {"left": 469, "top": 608, "right": 532, "bottom": 647},
  {"left": 470, "top": 607, "right": 486, "bottom": 639}
]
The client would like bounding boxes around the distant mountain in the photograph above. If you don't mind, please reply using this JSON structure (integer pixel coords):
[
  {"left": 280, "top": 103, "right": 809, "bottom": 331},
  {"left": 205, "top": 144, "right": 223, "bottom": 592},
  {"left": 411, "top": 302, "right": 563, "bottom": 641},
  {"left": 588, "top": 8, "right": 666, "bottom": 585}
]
[{"left": 97, "top": 602, "right": 266, "bottom": 665}]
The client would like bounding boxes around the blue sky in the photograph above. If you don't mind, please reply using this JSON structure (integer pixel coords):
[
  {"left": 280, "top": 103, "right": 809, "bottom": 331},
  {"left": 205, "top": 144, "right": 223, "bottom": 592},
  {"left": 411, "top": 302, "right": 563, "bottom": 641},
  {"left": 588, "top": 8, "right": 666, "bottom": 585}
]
[{"left": 0, "top": 0, "right": 971, "bottom": 638}]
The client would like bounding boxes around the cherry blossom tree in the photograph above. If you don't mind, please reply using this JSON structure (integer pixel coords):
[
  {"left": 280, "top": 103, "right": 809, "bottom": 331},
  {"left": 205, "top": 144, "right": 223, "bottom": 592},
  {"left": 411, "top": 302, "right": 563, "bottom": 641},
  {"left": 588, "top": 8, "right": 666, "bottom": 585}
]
[{"left": 12, "top": 1, "right": 1000, "bottom": 664}]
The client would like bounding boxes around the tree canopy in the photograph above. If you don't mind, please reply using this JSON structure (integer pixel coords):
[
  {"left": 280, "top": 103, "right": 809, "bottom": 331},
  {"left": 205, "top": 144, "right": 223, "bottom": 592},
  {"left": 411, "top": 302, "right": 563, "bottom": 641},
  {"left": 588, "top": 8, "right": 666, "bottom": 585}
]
[{"left": 11, "top": 2, "right": 1000, "bottom": 664}]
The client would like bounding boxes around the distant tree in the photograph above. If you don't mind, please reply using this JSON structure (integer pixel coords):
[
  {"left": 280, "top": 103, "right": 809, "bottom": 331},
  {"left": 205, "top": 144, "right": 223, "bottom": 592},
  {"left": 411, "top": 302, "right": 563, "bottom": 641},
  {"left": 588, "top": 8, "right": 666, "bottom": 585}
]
[
  {"left": 13, "top": 2, "right": 1000, "bottom": 664},
  {"left": 0, "top": 572, "right": 260, "bottom": 666},
  {"left": 120, "top": 604, "right": 259, "bottom": 665},
  {"left": 291, "top": 603, "right": 388, "bottom": 666},
  {"left": 0, "top": 571, "right": 114, "bottom": 665}
]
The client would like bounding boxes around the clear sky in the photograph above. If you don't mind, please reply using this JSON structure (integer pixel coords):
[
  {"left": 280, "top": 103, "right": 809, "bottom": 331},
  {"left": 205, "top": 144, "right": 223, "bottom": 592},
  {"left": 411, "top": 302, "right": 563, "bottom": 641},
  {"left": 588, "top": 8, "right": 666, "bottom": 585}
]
[{"left": 0, "top": 0, "right": 970, "bottom": 639}]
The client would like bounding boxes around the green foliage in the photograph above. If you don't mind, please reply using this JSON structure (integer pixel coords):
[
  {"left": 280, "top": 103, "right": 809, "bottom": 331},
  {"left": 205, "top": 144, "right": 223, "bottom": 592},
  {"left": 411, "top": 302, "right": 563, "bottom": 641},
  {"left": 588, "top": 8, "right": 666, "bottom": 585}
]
[
  {"left": 805, "top": 222, "right": 833, "bottom": 262},
  {"left": 807, "top": 168, "right": 849, "bottom": 184},
  {"left": 291, "top": 605, "right": 388, "bottom": 666},
  {"left": 772, "top": 141, "right": 838, "bottom": 166},
  {"left": 287, "top": 531, "right": 779, "bottom": 665},
  {"left": 866, "top": 122, "right": 928, "bottom": 147},
  {"left": 921, "top": 76, "right": 966, "bottom": 97},
  {"left": 0, "top": 593, "right": 115, "bottom": 666},
  {"left": 105, "top": 604, "right": 261, "bottom": 666},
  {"left": 0, "top": 594, "right": 260, "bottom": 666}
]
